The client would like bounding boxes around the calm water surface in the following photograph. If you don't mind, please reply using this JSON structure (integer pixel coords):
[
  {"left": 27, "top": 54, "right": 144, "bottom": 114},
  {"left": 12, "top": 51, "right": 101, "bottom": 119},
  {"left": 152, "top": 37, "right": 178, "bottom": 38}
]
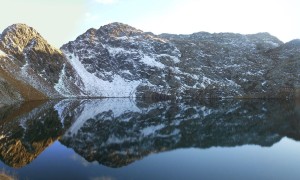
[{"left": 1, "top": 99, "right": 300, "bottom": 180}]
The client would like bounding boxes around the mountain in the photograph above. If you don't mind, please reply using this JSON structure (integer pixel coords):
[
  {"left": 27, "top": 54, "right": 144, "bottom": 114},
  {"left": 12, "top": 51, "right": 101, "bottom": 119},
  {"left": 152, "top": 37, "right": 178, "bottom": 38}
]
[
  {"left": 61, "top": 22, "right": 181, "bottom": 98},
  {"left": 0, "top": 22, "right": 300, "bottom": 104},
  {"left": 61, "top": 22, "right": 300, "bottom": 99},
  {"left": 0, "top": 24, "right": 83, "bottom": 104}
]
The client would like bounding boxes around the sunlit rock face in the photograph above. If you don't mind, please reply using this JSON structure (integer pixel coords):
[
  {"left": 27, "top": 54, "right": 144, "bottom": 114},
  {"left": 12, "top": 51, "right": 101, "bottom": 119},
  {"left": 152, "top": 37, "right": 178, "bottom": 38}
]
[
  {"left": 0, "top": 24, "right": 83, "bottom": 104},
  {"left": 59, "top": 98, "right": 300, "bottom": 168}
]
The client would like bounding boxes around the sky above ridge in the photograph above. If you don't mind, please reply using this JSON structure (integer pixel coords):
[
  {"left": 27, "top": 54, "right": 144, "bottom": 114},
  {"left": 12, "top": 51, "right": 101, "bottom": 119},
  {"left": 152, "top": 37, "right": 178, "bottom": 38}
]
[{"left": 0, "top": 0, "right": 299, "bottom": 47}]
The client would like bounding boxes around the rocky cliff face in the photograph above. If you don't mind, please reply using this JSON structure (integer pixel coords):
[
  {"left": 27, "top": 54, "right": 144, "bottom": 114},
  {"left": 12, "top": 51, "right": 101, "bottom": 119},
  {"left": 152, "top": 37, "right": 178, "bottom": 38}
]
[{"left": 0, "top": 22, "right": 299, "bottom": 103}]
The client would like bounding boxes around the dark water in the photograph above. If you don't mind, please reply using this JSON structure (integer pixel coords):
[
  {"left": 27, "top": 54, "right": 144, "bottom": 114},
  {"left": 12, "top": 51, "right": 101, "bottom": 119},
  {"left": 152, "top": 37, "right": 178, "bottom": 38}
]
[{"left": 1, "top": 98, "right": 300, "bottom": 180}]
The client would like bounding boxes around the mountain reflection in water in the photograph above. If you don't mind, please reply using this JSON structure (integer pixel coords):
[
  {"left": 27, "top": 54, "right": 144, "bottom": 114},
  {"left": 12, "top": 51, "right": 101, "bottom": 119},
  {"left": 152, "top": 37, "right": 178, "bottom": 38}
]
[{"left": 0, "top": 98, "right": 300, "bottom": 169}]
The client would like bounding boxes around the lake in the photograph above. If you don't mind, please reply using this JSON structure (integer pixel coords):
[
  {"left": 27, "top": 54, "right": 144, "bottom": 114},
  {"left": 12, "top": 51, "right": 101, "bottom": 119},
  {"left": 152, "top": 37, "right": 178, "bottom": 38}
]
[{"left": 1, "top": 98, "right": 300, "bottom": 180}]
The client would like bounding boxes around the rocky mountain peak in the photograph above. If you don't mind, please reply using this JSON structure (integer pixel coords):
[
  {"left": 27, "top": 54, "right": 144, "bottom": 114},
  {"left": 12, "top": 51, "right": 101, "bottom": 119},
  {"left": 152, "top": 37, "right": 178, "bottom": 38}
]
[
  {"left": 60, "top": 22, "right": 182, "bottom": 98},
  {"left": 0, "top": 24, "right": 83, "bottom": 102},
  {"left": 97, "top": 22, "right": 144, "bottom": 38},
  {"left": 0, "top": 23, "right": 60, "bottom": 56}
]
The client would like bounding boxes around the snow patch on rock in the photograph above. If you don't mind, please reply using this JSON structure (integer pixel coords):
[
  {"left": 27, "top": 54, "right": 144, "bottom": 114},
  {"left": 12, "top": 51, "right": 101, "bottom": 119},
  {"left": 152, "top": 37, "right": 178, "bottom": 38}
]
[
  {"left": 64, "top": 51, "right": 141, "bottom": 97},
  {"left": 140, "top": 55, "right": 165, "bottom": 68},
  {"left": 54, "top": 64, "right": 72, "bottom": 97}
]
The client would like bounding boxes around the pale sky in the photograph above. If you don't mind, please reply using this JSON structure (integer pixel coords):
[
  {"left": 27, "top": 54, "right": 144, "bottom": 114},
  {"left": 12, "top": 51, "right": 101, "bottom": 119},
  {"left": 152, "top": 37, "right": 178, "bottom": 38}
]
[{"left": 0, "top": 0, "right": 299, "bottom": 48}]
